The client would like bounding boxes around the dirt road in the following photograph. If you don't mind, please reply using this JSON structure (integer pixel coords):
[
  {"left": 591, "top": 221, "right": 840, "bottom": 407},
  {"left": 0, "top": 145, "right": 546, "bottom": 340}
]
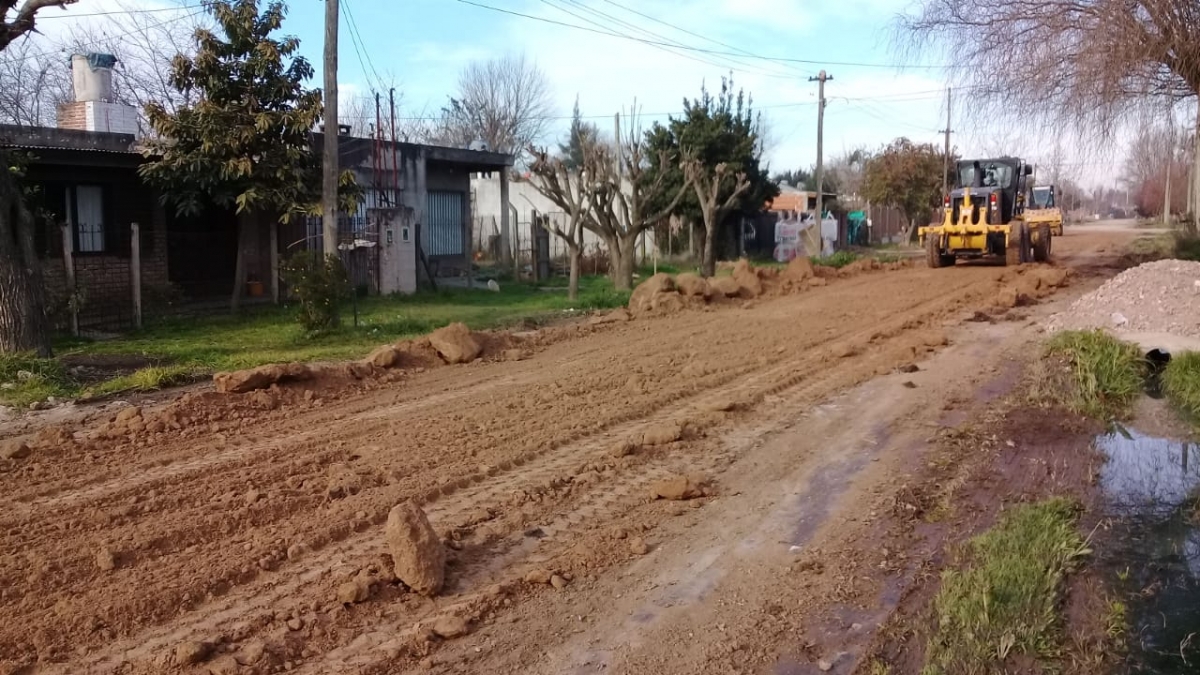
[{"left": 0, "top": 223, "right": 1141, "bottom": 675}]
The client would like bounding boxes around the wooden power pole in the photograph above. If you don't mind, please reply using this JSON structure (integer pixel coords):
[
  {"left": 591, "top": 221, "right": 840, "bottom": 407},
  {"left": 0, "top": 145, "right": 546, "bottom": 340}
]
[
  {"left": 809, "top": 70, "right": 832, "bottom": 240},
  {"left": 939, "top": 87, "right": 952, "bottom": 197},
  {"left": 321, "top": 0, "right": 340, "bottom": 256}
]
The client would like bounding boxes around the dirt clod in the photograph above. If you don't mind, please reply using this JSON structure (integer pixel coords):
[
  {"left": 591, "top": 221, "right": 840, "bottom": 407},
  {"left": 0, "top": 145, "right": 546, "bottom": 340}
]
[
  {"left": 428, "top": 323, "right": 483, "bottom": 365},
  {"left": 175, "top": 640, "right": 212, "bottom": 665},
  {"left": 674, "top": 273, "right": 710, "bottom": 298},
  {"left": 214, "top": 362, "right": 313, "bottom": 394},
  {"left": 326, "top": 463, "right": 361, "bottom": 500},
  {"left": 629, "top": 537, "right": 649, "bottom": 555},
  {"left": 234, "top": 641, "right": 266, "bottom": 666},
  {"left": 337, "top": 576, "right": 372, "bottom": 604},
  {"left": 431, "top": 615, "right": 470, "bottom": 639},
  {"left": 2, "top": 441, "right": 31, "bottom": 460},
  {"left": 367, "top": 345, "right": 404, "bottom": 369},
  {"left": 206, "top": 655, "right": 240, "bottom": 675},
  {"left": 524, "top": 569, "right": 553, "bottom": 584},
  {"left": 550, "top": 574, "right": 568, "bottom": 589},
  {"left": 384, "top": 502, "right": 446, "bottom": 596},
  {"left": 641, "top": 422, "right": 684, "bottom": 446},
  {"left": 651, "top": 475, "right": 704, "bottom": 501},
  {"left": 95, "top": 548, "right": 117, "bottom": 572}
]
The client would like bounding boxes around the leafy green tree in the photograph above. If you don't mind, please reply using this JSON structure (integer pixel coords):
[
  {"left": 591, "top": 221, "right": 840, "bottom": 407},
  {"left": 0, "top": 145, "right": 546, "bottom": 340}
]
[
  {"left": 862, "top": 137, "right": 950, "bottom": 241},
  {"left": 558, "top": 95, "right": 599, "bottom": 170},
  {"left": 645, "top": 76, "right": 777, "bottom": 269},
  {"left": 140, "top": 0, "right": 358, "bottom": 312},
  {"left": 0, "top": 0, "right": 79, "bottom": 355}
]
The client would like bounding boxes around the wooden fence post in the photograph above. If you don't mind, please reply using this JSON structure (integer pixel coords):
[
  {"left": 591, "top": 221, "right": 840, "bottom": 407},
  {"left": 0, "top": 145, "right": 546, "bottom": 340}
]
[
  {"left": 131, "top": 222, "right": 142, "bottom": 329},
  {"left": 60, "top": 223, "right": 78, "bottom": 337}
]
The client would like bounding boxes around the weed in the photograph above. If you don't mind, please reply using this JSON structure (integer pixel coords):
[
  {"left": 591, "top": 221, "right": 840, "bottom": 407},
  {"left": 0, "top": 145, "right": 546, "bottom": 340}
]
[
  {"left": 923, "top": 498, "right": 1089, "bottom": 675},
  {"left": 1044, "top": 330, "right": 1146, "bottom": 420},
  {"left": 1162, "top": 351, "right": 1200, "bottom": 427},
  {"left": 811, "top": 250, "right": 860, "bottom": 268},
  {"left": 89, "top": 365, "right": 202, "bottom": 397},
  {"left": 869, "top": 659, "right": 891, "bottom": 675},
  {"left": 1174, "top": 231, "right": 1200, "bottom": 261},
  {"left": 1104, "top": 599, "right": 1127, "bottom": 641},
  {"left": 0, "top": 353, "right": 74, "bottom": 407}
]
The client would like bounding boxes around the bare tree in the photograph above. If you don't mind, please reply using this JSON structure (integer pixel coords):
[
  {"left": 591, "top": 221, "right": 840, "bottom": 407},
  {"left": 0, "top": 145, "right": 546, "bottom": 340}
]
[
  {"left": 528, "top": 145, "right": 590, "bottom": 300},
  {"left": 431, "top": 52, "right": 553, "bottom": 158},
  {"left": 896, "top": 0, "right": 1200, "bottom": 227},
  {"left": 682, "top": 157, "right": 750, "bottom": 277},
  {"left": 0, "top": 36, "right": 71, "bottom": 126},
  {"left": 584, "top": 111, "right": 691, "bottom": 290}
]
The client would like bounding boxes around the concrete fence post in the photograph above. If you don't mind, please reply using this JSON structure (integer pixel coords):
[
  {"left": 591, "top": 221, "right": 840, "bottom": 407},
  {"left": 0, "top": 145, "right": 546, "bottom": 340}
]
[{"left": 131, "top": 222, "right": 142, "bottom": 329}]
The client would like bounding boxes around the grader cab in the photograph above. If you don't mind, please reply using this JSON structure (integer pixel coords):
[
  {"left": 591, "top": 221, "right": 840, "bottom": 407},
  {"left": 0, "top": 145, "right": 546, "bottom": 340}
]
[
  {"left": 918, "top": 157, "right": 1052, "bottom": 268},
  {"left": 1025, "top": 185, "right": 1065, "bottom": 236}
]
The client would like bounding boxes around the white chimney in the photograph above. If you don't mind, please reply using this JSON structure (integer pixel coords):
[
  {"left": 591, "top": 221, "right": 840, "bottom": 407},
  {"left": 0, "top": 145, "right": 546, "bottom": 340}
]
[
  {"left": 71, "top": 53, "right": 116, "bottom": 102},
  {"left": 57, "top": 53, "right": 138, "bottom": 136}
]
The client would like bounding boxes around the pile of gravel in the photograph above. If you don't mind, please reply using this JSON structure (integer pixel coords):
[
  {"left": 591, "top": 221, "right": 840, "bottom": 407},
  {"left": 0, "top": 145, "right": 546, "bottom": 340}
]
[{"left": 1047, "top": 259, "right": 1200, "bottom": 338}]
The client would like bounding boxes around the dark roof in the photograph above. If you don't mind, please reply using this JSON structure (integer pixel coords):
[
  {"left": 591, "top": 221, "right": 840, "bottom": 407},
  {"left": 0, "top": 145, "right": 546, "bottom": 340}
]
[
  {"left": 0, "top": 124, "right": 139, "bottom": 154},
  {"left": 313, "top": 133, "right": 515, "bottom": 172}
]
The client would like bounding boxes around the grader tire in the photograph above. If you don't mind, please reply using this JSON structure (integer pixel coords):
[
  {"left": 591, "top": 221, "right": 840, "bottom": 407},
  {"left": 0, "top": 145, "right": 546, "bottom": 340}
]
[
  {"left": 1032, "top": 224, "right": 1051, "bottom": 262},
  {"left": 1005, "top": 223, "right": 1026, "bottom": 266},
  {"left": 926, "top": 234, "right": 943, "bottom": 269}
]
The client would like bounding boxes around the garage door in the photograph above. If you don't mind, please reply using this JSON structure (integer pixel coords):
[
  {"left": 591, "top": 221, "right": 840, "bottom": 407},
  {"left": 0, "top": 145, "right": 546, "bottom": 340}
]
[{"left": 425, "top": 191, "right": 465, "bottom": 256}]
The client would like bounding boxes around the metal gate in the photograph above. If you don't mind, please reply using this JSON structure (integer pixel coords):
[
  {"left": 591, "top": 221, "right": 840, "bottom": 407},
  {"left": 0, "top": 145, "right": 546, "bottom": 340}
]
[{"left": 425, "top": 191, "right": 465, "bottom": 257}]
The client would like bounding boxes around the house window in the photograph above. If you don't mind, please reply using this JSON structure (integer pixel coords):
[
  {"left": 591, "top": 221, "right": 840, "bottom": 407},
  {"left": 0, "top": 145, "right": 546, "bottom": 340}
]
[{"left": 66, "top": 185, "right": 106, "bottom": 253}]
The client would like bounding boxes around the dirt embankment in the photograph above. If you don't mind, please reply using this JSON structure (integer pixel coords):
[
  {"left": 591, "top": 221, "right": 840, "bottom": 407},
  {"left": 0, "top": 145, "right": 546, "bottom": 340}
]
[{"left": 0, "top": 228, "right": 1128, "bottom": 675}]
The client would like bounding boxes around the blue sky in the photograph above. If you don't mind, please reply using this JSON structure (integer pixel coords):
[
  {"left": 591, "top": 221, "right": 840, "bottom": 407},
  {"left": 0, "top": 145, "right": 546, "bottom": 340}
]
[{"left": 30, "top": 0, "right": 1122, "bottom": 186}]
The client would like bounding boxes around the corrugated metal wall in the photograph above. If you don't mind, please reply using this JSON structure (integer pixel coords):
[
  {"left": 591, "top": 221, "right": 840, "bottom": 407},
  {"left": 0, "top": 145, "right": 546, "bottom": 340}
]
[{"left": 425, "top": 190, "right": 464, "bottom": 257}]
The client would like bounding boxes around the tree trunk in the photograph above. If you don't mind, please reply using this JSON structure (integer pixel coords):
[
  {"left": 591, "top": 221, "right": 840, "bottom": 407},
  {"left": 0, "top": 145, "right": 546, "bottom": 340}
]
[
  {"left": 567, "top": 245, "right": 581, "bottom": 302},
  {"left": 609, "top": 235, "right": 637, "bottom": 291},
  {"left": 1191, "top": 109, "right": 1200, "bottom": 234},
  {"left": 230, "top": 213, "right": 251, "bottom": 312},
  {"left": 701, "top": 222, "right": 717, "bottom": 278},
  {"left": 0, "top": 190, "right": 52, "bottom": 356}
]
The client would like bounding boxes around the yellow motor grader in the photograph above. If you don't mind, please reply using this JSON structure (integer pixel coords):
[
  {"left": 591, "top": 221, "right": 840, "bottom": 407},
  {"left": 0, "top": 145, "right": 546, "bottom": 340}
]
[
  {"left": 1024, "top": 185, "right": 1064, "bottom": 236},
  {"left": 918, "top": 157, "right": 1052, "bottom": 268}
]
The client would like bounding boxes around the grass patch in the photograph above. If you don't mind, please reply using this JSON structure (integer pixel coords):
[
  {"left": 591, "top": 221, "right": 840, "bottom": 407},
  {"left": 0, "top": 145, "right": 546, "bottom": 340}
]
[
  {"left": 1174, "top": 230, "right": 1200, "bottom": 261},
  {"left": 923, "top": 498, "right": 1089, "bottom": 675},
  {"left": 811, "top": 250, "right": 860, "bottom": 268},
  {"left": 1162, "top": 351, "right": 1200, "bottom": 427},
  {"left": 0, "top": 275, "right": 629, "bottom": 406},
  {"left": 1043, "top": 330, "right": 1146, "bottom": 419}
]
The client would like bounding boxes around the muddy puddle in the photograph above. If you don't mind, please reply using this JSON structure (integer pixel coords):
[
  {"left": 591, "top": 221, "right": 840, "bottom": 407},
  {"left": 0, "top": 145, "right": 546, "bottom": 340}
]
[{"left": 1096, "top": 426, "right": 1200, "bottom": 673}]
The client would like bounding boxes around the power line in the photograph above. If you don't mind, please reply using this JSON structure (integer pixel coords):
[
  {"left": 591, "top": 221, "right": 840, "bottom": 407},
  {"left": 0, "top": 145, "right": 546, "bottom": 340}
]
[
  {"left": 0, "top": 7, "right": 207, "bottom": 67},
  {"left": 37, "top": 3, "right": 205, "bottom": 20},
  {"left": 340, "top": 0, "right": 385, "bottom": 93},
  {"left": 453, "top": 0, "right": 959, "bottom": 70},
  {"left": 597, "top": 0, "right": 814, "bottom": 78},
  {"left": 393, "top": 99, "right": 819, "bottom": 122},
  {"left": 552, "top": 0, "right": 804, "bottom": 80}
]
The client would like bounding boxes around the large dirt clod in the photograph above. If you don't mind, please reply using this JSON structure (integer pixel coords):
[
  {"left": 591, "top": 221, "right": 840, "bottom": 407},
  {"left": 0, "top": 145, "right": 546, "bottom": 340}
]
[
  {"left": 385, "top": 502, "right": 446, "bottom": 596},
  {"left": 651, "top": 474, "right": 705, "bottom": 501},
  {"left": 628, "top": 273, "right": 678, "bottom": 316},
  {"left": 731, "top": 259, "right": 763, "bottom": 298},
  {"left": 366, "top": 345, "right": 404, "bottom": 369},
  {"left": 428, "top": 323, "right": 483, "bottom": 365},
  {"left": 709, "top": 276, "right": 743, "bottom": 298},
  {"left": 214, "top": 363, "right": 313, "bottom": 394},
  {"left": 674, "top": 272, "right": 710, "bottom": 298},
  {"left": 781, "top": 256, "right": 815, "bottom": 284}
]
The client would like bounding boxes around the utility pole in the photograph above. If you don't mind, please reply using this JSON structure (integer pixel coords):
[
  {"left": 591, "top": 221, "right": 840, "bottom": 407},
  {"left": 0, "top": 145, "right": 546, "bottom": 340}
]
[
  {"left": 939, "top": 87, "right": 952, "bottom": 197},
  {"left": 809, "top": 70, "right": 832, "bottom": 243},
  {"left": 321, "top": 0, "right": 340, "bottom": 257},
  {"left": 1164, "top": 108, "right": 1175, "bottom": 226}
]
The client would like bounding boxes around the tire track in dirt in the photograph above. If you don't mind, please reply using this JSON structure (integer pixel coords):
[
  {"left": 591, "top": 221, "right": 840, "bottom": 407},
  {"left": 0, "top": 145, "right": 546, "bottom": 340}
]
[{"left": 51, "top": 267, "right": 1019, "bottom": 674}]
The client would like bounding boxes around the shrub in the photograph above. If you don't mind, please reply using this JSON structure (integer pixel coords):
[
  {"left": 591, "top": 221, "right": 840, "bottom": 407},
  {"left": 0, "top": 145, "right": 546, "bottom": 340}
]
[{"left": 279, "top": 250, "right": 350, "bottom": 333}]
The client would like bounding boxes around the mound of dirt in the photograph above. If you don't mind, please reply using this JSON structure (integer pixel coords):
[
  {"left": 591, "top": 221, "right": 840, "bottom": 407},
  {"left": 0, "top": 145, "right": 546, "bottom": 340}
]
[
  {"left": 428, "top": 323, "right": 483, "bottom": 364},
  {"left": 650, "top": 474, "right": 707, "bottom": 501},
  {"left": 214, "top": 363, "right": 314, "bottom": 394},
  {"left": 731, "top": 259, "right": 763, "bottom": 298},
  {"left": 781, "top": 256, "right": 815, "bottom": 284},
  {"left": 1047, "top": 259, "right": 1200, "bottom": 338},
  {"left": 385, "top": 502, "right": 446, "bottom": 596},
  {"left": 674, "top": 273, "right": 710, "bottom": 298}
]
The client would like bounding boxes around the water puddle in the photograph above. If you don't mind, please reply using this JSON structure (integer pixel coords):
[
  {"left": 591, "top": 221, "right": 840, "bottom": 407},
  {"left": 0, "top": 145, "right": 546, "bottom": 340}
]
[{"left": 1096, "top": 426, "right": 1200, "bottom": 673}]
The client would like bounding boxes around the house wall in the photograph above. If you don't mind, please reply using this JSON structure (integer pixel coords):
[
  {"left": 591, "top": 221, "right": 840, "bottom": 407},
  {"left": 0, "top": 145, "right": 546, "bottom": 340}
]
[{"left": 26, "top": 161, "right": 169, "bottom": 329}]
